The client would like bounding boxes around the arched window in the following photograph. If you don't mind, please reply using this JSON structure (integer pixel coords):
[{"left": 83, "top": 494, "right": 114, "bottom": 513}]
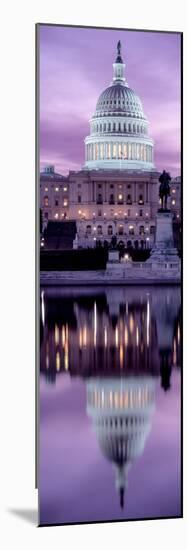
[
  {"left": 129, "top": 226, "right": 134, "bottom": 236},
  {"left": 44, "top": 196, "right": 49, "bottom": 207},
  {"left": 108, "top": 225, "right": 113, "bottom": 236},
  {"left": 97, "top": 225, "right": 102, "bottom": 235},
  {"left": 139, "top": 226, "right": 145, "bottom": 235},
  {"left": 86, "top": 225, "right": 92, "bottom": 235},
  {"left": 150, "top": 225, "right": 155, "bottom": 235},
  {"left": 109, "top": 194, "right": 115, "bottom": 204},
  {"left": 138, "top": 194, "right": 144, "bottom": 205},
  {"left": 127, "top": 194, "right": 132, "bottom": 204},
  {"left": 118, "top": 225, "right": 124, "bottom": 235}
]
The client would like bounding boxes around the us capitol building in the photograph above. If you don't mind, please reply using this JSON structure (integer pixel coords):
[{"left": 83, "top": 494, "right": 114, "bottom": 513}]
[{"left": 40, "top": 42, "right": 181, "bottom": 250}]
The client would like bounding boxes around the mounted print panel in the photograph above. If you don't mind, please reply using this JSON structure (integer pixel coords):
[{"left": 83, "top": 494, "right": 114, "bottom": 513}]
[{"left": 37, "top": 24, "right": 182, "bottom": 526}]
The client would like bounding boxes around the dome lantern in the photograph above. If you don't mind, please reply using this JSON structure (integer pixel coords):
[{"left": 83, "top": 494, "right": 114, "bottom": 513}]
[{"left": 112, "top": 41, "right": 128, "bottom": 85}]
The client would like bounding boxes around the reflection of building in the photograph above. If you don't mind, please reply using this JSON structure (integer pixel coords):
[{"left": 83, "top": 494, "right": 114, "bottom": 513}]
[
  {"left": 86, "top": 376, "right": 156, "bottom": 507},
  {"left": 40, "top": 287, "right": 181, "bottom": 387}
]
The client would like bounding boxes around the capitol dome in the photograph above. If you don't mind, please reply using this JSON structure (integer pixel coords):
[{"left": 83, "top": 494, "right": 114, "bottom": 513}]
[{"left": 84, "top": 41, "right": 154, "bottom": 171}]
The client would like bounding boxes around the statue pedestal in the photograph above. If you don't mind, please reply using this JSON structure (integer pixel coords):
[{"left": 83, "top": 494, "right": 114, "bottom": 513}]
[
  {"left": 146, "top": 211, "right": 181, "bottom": 275},
  {"left": 106, "top": 250, "right": 123, "bottom": 278}
]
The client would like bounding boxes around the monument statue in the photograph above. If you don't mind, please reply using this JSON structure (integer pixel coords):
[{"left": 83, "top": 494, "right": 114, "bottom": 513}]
[{"left": 159, "top": 170, "right": 171, "bottom": 210}]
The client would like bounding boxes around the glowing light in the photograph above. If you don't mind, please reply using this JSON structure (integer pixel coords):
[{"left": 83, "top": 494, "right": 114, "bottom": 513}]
[
  {"left": 63, "top": 186, "right": 67, "bottom": 191},
  {"left": 78, "top": 210, "right": 82, "bottom": 215},
  {"left": 124, "top": 325, "right": 128, "bottom": 346},
  {"left": 104, "top": 326, "right": 107, "bottom": 348},
  {"left": 118, "top": 194, "right": 123, "bottom": 200},
  {"left": 63, "top": 200, "right": 68, "bottom": 207},
  {"left": 172, "top": 200, "right": 176, "bottom": 205},
  {"left": 55, "top": 187, "right": 59, "bottom": 192},
  {"left": 54, "top": 213, "right": 59, "bottom": 219},
  {"left": 55, "top": 324, "right": 59, "bottom": 345},
  {"left": 79, "top": 329, "right": 83, "bottom": 348},
  {"left": 147, "top": 298, "right": 150, "bottom": 347},
  {"left": 172, "top": 189, "right": 176, "bottom": 194},
  {"left": 93, "top": 226, "right": 96, "bottom": 231},
  {"left": 63, "top": 324, "right": 69, "bottom": 371},
  {"left": 136, "top": 326, "right": 139, "bottom": 347},
  {"left": 129, "top": 314, "right": 134, "bottom": 334},
  {"left": 45, "top": 187, "right": 48, "bottom": 192},
  {"left": 41, "top": 291, "right": 45, "bottom": 326},
  {"left": 119, "top": 344, "right": 124, "bottom": 368},
  {"left": 146, "top": 213, "right": 149, "bottom": 217},
  {"left": 62, "top": 326, "right": 65, "bottom": 347},
  {"left": 56, "top": 351, "right": 60, "bottom": 371},
  {"left": 177, "top": 324, "right": 180, "bottom": 343},
  {"left": 83, "top": 325, "right": 87, "bottom": 347},
  {"left": 115, "top": 326, "right": 119, "bottom": 348}
]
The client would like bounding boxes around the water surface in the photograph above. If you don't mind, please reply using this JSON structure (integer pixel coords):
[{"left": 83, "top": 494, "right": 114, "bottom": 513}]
[{"left": 39, "top": 286, "right": 181, "bottom": 525}]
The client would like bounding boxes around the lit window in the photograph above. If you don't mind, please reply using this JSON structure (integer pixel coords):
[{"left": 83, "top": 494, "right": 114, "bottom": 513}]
[
  {"left": 54, "top": 213, "right": 59, "bottom": 219},
  {"left": 45, "top": 187, "right": 48, "bottom": 192},
  {"left": 63, "top": 186, "right": 67, "bottom": 191},
  {"left": 44, "top": 196, "right": 49, "bottom": 207},
  {"left": 108, "top": 225, "right": 113, "bottom": 235},
  {"left": 172, "top": 200, "right": 176, "bottom": 205},
  {"left": 97, "top": 225, "right": 102, "bottom": 235},
  {"left": 64, "top": 200, "right": 68, "bottom": 207},
  {"left": 129, "top": 225, "right": 134, "bottom": 235},
  {"left": 172, "top": 189, "right": 176, "bottom": 194},
  {"left": 118, "top": 194, "right": 123, "bottom": 201},
  {"left": 78, "top": 209, "right": 81, "bottom": 215},
  {"left": 55, "top": 187, "right": 59, "bottom": 192}
]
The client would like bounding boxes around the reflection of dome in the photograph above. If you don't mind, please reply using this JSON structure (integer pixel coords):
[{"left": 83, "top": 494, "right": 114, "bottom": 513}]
[
  {"left": 84, "top": 42, "right": 154, "bottom": 171},
  {"left": 87, "top": 377, "right": 156, "bottom": 508}
]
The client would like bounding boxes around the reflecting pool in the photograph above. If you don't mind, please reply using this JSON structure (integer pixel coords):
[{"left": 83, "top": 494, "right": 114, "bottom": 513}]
[{"left": 39, "top": 286, "right": 181, "bottom": 525}]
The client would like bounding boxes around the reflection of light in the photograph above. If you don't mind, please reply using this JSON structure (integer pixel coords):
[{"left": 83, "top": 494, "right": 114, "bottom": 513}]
[
  {"left": 119, "top": 345, "right": 124, "bottom": 368},
  {"left": 64, "top": 324, "right": 69, "bottom": 370},
  {"left": 94, "top": 302, "right": 97, "bottom": 347},
  {"left": 56, "top": 351, "right": 60, "bottom": 371},
  {"left": 147, "top": 298, "right": 150, "bottom": 347},
  {"left": 46, "top": 354, "right": 49, "bottom": 369},
  {"left": 136, "top": 326, "right": 139, "bottom": 347},
  {"left": 83, "top": 325, "right": 87, "bottom": 347},
  {"left": 79, "top": 328, "right": 83, "bottom": 348},
  {"left": 177, "top": 324, "right": 180, "bottom": 344},
  {"left": 55, "top": 324, "right": 59, "bottom": 345},
  {"left": 62, "top": 326, "right": 65, "bottom": 347},
  {"left": 115, "top": 326, "right": 119, "bottom": 348},
  {"left": 41, "top": 291, "right": 45, "bottom": 326},
  {"left": 124, "top": 325, "right": 128, "bottom": 346},
  {"left": 173, "top": 338, "right": 177, "bottom": 366},
  {"left": 104, "top": 326, "right": 107, "bottom": 348},
  {"left": 129, "top": 314, "right": 134, "bottom": 334}
]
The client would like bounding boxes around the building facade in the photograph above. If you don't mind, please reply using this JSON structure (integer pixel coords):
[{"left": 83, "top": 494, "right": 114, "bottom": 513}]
[{"left": 40, "top": 43, "right": 181, "bottom": 249}]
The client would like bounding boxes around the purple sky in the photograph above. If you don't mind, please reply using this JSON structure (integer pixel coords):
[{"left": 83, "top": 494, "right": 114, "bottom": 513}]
[{"left": 39, "top": 25, "right": 181, "bottom": 176}]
